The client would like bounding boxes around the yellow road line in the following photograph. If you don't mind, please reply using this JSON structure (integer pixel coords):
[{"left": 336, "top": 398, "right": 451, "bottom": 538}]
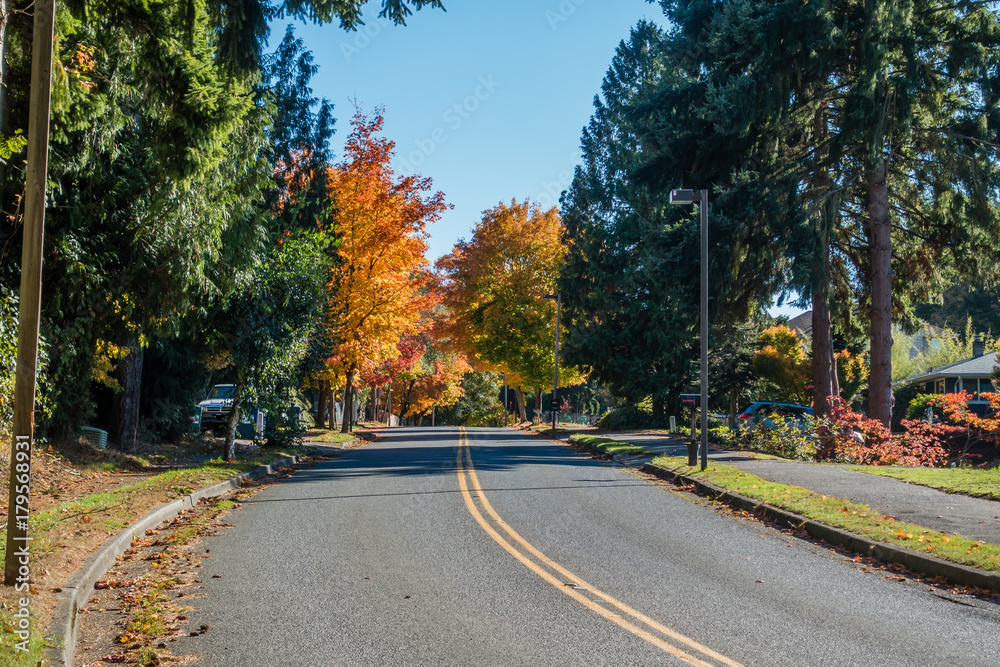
[{"left": 456, "top": 428, "right": 745, "bottom": 667}]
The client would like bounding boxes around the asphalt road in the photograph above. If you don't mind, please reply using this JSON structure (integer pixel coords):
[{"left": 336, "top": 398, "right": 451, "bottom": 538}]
[{"left": 172, "top": 427, "right": 1000, "bottom": 666}]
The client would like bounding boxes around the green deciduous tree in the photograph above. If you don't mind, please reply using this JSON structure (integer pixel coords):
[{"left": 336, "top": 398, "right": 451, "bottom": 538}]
[
  {"left": 206, "top": 232, "right": 330, "bottom": 459},
  {"left": 434, "top": 371, "right": 502, "bottom": 427}
]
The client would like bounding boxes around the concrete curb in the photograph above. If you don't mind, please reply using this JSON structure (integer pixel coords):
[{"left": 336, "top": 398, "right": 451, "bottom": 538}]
[
  {"left": 639, "top": 462, "right": 1000, "bottom": 593},
  {"left": 45, "top": 454, "right": 303, "bottom": 667}
]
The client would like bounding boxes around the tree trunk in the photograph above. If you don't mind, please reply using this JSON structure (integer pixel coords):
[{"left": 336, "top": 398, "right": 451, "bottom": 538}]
[
  {"left": 867, "top": 160, "right": 893, "bottom": 426},
  {"left": 316, "top": 382, "right": 328, "bottom": 430},
  {"left": 513, "top": 387, "right": 528, "bottom": 422},
  {"left": 223, "top": 378, "right": 246, "bottom": 460},
  {"left": 810, "top": 101, "right": 837, "bottom": 419},
  {"left": 534, "top": 387, "right": 542, "bottom": 423},
  {"left": 811, "top": 290, "right": 836, "bottom": 417},
  {"left": 830, "top": 340, "right": 841, "bottom": 398},
  {"left": 384, "top": 385, "right": 391, "bottom": 424},
  {"left": 341, "top": 371, "right": 355, "bottom": 434},
  {"left": 110, "top": 336, "right": 144, "bottom": 451},
  {"left": 652, "top": 395, "right": 666, "bottom": 424},
  {"left": 728, "top": 388, "right": 737, "bottom": 430},
  {"left": 400, "top": 380, "right": 415, "bottom": 423}
]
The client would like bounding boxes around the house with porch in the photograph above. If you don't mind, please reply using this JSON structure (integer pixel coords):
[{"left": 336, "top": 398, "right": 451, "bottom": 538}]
[{"left": 895, "top": 342, "right": 998, "bottom": 415}]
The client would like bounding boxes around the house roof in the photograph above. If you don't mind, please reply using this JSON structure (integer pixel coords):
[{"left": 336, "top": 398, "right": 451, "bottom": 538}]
[
  {"left": 786, "top": 310, "right": 812, "bottom": 338},
  {"left": 895, "top": 350, "right": 998, "bottom": 386}
]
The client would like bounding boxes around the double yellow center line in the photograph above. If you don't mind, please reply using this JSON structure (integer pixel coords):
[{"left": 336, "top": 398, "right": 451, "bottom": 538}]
[{"left": 456, "top": 428, "right": 745, "bottom": 667}]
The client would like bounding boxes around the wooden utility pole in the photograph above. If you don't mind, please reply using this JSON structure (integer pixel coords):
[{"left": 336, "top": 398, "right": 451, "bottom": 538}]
[{"left": 5, "top": 0, "right": 56, "bottom": 584}]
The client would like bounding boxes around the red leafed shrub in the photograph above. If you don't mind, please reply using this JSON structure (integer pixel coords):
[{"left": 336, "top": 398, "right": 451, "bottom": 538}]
[
  {"left": 928, "top": 391, "right": 1000, "bottom": 445},
  {"left": 817, "top": 398, "right": 950, "bottom": 467},
  {"left": 895, "top": 420, "right": 961, "bottom": 466}
]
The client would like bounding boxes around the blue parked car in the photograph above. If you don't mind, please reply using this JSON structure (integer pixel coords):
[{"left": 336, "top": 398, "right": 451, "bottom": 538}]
[{"left": 736, "top": 401, "right": 814, "bottom": 433}]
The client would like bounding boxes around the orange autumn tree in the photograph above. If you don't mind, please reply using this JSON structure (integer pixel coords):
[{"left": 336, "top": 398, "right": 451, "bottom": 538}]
[
  {"left": 392, "top": 345, "right": 472, "bottom": 424},
  {"left": 437, "top": 199, "right": 583, "bottom": 421},
  {"left": 324, "top": 106, "right": 448, "bottom": 432}
]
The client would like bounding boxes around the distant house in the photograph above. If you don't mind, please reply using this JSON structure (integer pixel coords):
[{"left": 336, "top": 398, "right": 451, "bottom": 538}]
[
  {"left": 895, "top": 343, "right": 998, "bottom": 414},
  {"left": 786, "top": 311, "right": 812, "bottom": 340},
  {"left": 901, "top": 322, "right": 949, "bottom": 358}
]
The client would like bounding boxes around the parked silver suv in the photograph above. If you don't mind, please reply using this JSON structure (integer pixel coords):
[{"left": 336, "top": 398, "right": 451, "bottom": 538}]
[{"left": 198, "top": 384, "right": 235, "bottom": 430}]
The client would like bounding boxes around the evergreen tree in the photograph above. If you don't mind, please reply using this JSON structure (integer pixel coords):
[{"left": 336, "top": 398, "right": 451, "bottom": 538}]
[
  {"left": 832, "top": 0, "right": 1000, "bottom": 424},
  {"left": 0, "top": 2, "right": 272, "bottom": 446},
  {"left": 559, "top": 22, "right": 695, "bottom": 419},
  {"left": 637, "top": 0, "right": 1000, "bottom": 425}
]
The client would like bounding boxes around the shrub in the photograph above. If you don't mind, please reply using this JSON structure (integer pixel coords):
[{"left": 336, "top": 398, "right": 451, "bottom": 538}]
[
  {"left": 740, "top": 415, "right": 818, "bottom": 461},
  {"left": 595, "top": 405, "right": 657, "bottom": 430},
  {"left": 926, "top": 391, "right": 1000, "bottom": 462},
  {"left": 710, "top": 425, "right": 739, "bottom": 448},
  {"left": 818, "top": 398, "right": 949, "bottom": 467},
  {"left": 905, "top": 393, "right": 942, "bottom": 421}
]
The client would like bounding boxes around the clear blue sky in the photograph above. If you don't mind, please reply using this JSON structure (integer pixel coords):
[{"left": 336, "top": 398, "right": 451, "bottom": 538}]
[{"left": 274, "top": 0, "right": 657, "bottom": 261}]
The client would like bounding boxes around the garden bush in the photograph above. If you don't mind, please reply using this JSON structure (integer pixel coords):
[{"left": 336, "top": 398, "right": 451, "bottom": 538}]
[
  {"left": 595, "top": 405, "right": 657, "bottom": 430},
  {"left": 818, "top": 398, "right": 950, "bottom": 466},
  {"left": 740, "top": 415, "right": 818, "bottom": 461}
]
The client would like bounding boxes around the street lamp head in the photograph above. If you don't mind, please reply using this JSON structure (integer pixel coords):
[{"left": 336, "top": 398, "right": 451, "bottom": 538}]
[
  {"left": 543, "top": 294, "right": 559, "bottom": 300},
  {"left": 669, "top": 189, "right": 699, "bottom": 206}
]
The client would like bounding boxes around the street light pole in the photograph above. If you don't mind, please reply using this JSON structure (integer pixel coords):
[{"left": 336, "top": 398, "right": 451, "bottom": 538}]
[
  {"left": 670, "top": 188, "right": 710, "bottom": 471},
  {"left": 504, "top": 374, "right": 508, "bottom": 427},
  {"left": 554, "top": 294, "right": 561, "bottom": 436},
  {"left": 698, "top": 189, "right": 708, "bottom": 471},
  {"left": 544, "top": 294, "right": 561, "bottom": 437}
]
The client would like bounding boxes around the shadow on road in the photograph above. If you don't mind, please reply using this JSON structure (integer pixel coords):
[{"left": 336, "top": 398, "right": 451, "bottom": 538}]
[{"left": 258, "top": 427, "right": 646, "bottom": 497}]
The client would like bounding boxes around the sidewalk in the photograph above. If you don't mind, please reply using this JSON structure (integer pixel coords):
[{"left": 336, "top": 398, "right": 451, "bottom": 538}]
[{"left": 593, "top": 431, "right": 1000, "bottom": 546}]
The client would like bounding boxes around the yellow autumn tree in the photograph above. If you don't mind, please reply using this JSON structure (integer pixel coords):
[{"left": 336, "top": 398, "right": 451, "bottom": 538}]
[
  {"left": 752, "top": 325, "right": 812, "bottom": 405},
  {"left": 323, "top": 106, "right": 448, "bottom": 432},
  {"left": 437, "top": 199, "right": 583, "bottom": 421}
]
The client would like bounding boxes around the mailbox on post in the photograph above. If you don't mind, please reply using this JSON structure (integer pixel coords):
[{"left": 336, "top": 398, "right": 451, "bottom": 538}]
[
  {"left": 679, "top": 394, "right": 701, "bottom": 407},
  {"left": 680, "top": 394, "right": 701, "bottom": 465}
]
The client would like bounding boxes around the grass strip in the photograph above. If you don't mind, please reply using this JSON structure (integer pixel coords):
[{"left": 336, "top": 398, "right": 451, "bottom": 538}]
[
  {"left": 847, "top": 465, "right": 1000, "bottom": 502},
  {"left": 310, "top": 431, "right": 357, "bottom": 444},
  {"left": 570, "top": 434, "right": 651, "bottom": 456},
  {"left": 652, "top": 455, "right": 1000, "bottom": 574}
]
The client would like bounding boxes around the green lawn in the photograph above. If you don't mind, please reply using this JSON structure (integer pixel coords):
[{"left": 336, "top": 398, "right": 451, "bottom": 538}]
[
  {"left": 310, "top": 430, "right": 358, "bottom": 445},
  {"left": 651, "top": 455, "right": 1000, "bottom": 574},
  {"left": 848, "top": 465, "right": 1000, "bottom": 501},
  {"left": 569, "top": 434, "right": 652, "bottom": 456}
]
